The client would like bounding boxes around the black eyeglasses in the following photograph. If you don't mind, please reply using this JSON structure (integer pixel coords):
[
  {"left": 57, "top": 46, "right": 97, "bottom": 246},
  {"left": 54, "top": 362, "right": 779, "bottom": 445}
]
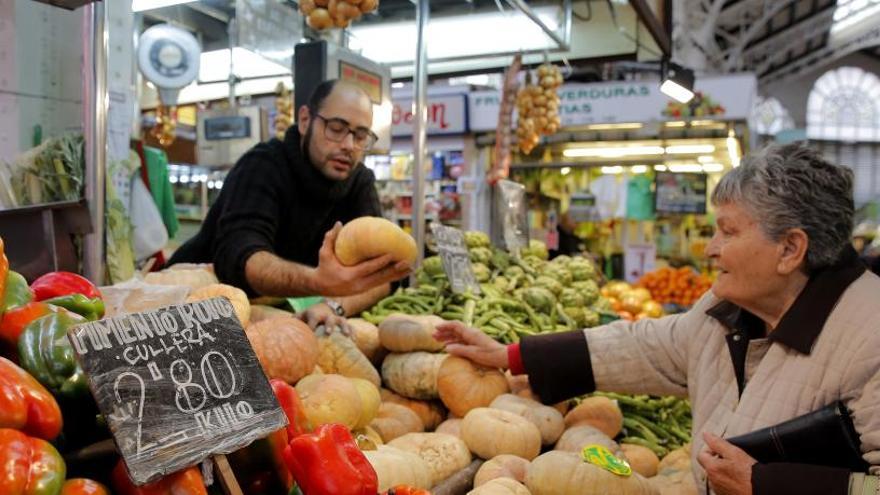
[{"left": 314, "top": 114, "right": 379, "bottom": 151}]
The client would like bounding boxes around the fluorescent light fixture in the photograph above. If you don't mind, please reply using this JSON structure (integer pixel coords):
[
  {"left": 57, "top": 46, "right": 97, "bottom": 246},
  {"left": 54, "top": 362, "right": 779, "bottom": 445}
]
[
  {"left": 631, "top": 165, "right": 648, "bottom": 174},
  {"left": 654, "top": 165, "right": 668, "bottom": 171},
  {"left": 660, "top": 62, "right": 695, "bottom": 103},
  {"left": 132, "top": 0, "right": 196, "bottom": 12},
  {"left": 601, "top": 166, "right": 624, "bottom": 175},
  {"left": 831, "top": 0, "right": 880, "bottom": 36},
  {"left": 587, "top": 123, "right": 644, "bottom": 131},
  {"left": 349, "top": 6, "right": 561, "bottom": 64},
  {"left": 664, "top": 121, "right": 687, "bottom": 127},
  {"left": 392, "top": 82, "right": 405, "bottom": 88},
  {"left": 667, "top": 164, "right": 703, "bottom": 173},
  {"left": 563, "top": 146, "right": 665, "bottom": 158},
  {"left": 199, "top": 47, "right": 290, "bottom": 82},
  {"left": 727, "top": 131, "right": 741, "bottom": 167},
  {"left": 698, "top": 155, "right": 715, "bottom": 163},
  {"left": 666, "top": 144, "right": 716, "bottom": 154},
  {"left": 702, "top": 163, "right": 725, "bottom": 173},
  {"left": 560, "top": 167, "right": 571, "bottom": 176}
]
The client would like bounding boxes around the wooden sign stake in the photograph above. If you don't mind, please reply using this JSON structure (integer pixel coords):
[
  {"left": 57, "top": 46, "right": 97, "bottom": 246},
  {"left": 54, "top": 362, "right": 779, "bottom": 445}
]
[{"left": 213, "top": 454, "right": 243, "bottom": 495}]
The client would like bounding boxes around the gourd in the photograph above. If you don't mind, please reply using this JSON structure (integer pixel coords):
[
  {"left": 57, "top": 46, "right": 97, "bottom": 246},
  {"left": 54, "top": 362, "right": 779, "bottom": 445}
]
[
  {"left": 381, "top": 388, "right": 447, "bottom": 430},
  {"left": 649, "top": 445, "right": 697, "bottom": 495},
  {"left": 295, "top": 373, "right": 362, "bottom": 429},
  {"left": 369, "top": 403, "right": 424, "bottom": 443},
  {"left": 316, "top": 330, "right": 381, "bottom": 386},
  {"left": 348, "top": 318, "right": 385, "bottom": 364},
  {"left": 245, "top": 317, "right": 318, "bottom": 384},
  {"left": 186, "top": 283, "right": 250, "bottom": 326},
  {"left": 554, "top": 425, "right": 622, "bottom": 457},
  {"left": 526, "top": 451, "right": 658, "bottom": 495},
  {"left": 563, "top": 396, "right": 623, "bottom": 438},
  {"left": 350, "top": 377, "right": 381, "bottom": 430},
  {"left": 621, "top": 443, "right": 660, "bottom": 478},
  {"left": 468, "top": 478, "right": 531, "bottom": 495},
  {"left": 382, "top": 352, "right": 448, "bottom": 400},
  {"left": 379, "top": 314, "right": 446, "bottom": 352},
  {"left": 437, "top": 356, "right": 509, "bottom": 417},
  {"left": 461, "top": 408, "right": 541, "bottom": 460},
  {"left": 144, "top": 268, "right": 218, "bottom": 290},
  {"left": 435, "top": 418, "right": 462, "bottom": 438},
  {"left": 489, "top": 394, "right": 564, "bottom": 445},
  {"left": 249, "top": 304, "right": 295, "bottom": 324},
  {"left": 388, "top": 433, "right": 472, "bottom": 487},
  {"left": 473, "top": 455, "right": 530, "bottom": 487},
  {"left": 335, "top": 217, "right": 418, "bottom": 266},
  {"left": 364, "top": 445, "right": 433, "bottom": 492}
]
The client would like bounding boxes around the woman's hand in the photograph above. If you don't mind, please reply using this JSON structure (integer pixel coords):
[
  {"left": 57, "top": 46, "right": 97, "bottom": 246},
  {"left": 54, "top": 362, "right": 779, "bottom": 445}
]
[
  {"left": 433, "top": 321, "right": 509, "bottom": 369},
  {"left": 698, "top": 432, "right": 757, "bottom": 495}
]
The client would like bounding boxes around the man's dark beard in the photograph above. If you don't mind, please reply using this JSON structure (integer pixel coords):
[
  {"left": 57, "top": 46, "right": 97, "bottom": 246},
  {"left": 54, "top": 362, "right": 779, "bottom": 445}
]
[{"left": 301, "top": 121, "right": 315, "bottom": 164}]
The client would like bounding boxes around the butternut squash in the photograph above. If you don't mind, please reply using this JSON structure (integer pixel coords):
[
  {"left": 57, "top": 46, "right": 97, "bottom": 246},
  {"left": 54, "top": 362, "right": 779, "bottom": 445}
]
[
  {"left": 379, "top": 314, "right": 446, "bottom": 352},
  {"left": 317, "top": 331, "right": 381, "bottom": 386},
  {"left": 621, "top": 443, "right": 660, "bottom": 478},
  {"left": 335, "top": 216, "right": 418, "bottom": 266},
  {"left": 348, "top": 317, "right": 386, "bottom": 364}
]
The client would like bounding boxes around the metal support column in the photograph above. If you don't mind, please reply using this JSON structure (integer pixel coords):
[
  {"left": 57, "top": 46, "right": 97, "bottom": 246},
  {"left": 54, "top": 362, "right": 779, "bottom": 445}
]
[
  {"left": 82, "top": 2, "right": 108, "bottom": 283},
  {"left": 410, "top": 0, "right": 429, "bottom": 281}
]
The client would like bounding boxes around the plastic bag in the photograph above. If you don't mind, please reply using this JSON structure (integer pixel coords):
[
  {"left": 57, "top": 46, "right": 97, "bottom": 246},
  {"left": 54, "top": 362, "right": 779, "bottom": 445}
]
[
  {"left": 129, "top": 174, "right": 168, "bottom": 261},
  {"left": 99, "top": 277, "right": 190, "bottom": 317}
]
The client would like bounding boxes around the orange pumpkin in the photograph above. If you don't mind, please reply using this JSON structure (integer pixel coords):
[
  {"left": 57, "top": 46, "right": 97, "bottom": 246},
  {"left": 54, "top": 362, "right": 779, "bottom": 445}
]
[
  {"left": 245, "top": 317, "right": 318, "bottom": 383},
  {"left": 437, "top": 356, "right": 509, "bottom": 417}
]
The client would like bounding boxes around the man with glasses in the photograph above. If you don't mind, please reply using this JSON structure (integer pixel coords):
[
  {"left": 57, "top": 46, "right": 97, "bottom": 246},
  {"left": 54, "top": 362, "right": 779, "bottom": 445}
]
[{"left": 170, "top": 80, "right": 409, "bottom": 329}]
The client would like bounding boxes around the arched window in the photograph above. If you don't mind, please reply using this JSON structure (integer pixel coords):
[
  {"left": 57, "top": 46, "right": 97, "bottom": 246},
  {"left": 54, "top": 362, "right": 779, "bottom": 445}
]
[
  {"left": 751, "top": 97, "right": 795, "bottom": 136},
  {"left": 806, "top": 66, "right": 880, "bottom": 142}
]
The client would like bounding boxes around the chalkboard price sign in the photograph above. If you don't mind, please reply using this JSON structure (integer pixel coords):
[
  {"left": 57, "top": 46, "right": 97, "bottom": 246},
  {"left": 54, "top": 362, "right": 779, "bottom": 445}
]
[
  {"left": 430, "top": 222, "right": 481, "bottom": 295},
  {"left": 68, "top": 297, "right": 287, "bottom": 485}
]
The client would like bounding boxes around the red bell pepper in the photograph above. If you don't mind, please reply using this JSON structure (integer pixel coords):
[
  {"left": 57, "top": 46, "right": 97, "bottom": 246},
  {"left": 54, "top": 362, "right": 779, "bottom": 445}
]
[
  {"left": 30, "top": 272, "right": 101, "bottom": 302},
  {"left": 110, "top": 460, "right": 207, "bottom": 495},
  {"left": 383, "top": 487, "right": 432, "bottom": 495},
  {"left": 0, "top": 428, "right": 66, "bottom": 495},
  {"left": 61, "top": 478, "right": 110, "bottom": 495},
  {"left": 0, "top": 237, "right": 9, "bottom": 308},
  {"left": 282, "top": 423, "right": 378, "bottom": 495},
  {"left": 271, "top": 379, "right": 311, "bottom": 438},
  {"left": 0, "top": 357, "right": 62, "bottom": 440},
  {"left": 0, "top": 302, "right": 58, "bottom": 351}
]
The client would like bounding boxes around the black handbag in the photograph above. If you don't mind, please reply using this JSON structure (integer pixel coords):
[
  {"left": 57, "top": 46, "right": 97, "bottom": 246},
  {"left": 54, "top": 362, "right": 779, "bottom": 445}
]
[{"left": 727, "top": 401, "right": 869, "bottom": 472}]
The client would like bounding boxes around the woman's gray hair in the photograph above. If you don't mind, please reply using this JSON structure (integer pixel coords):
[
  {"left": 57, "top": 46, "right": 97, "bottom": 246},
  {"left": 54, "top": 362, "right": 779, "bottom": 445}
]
[{"left": 711, "top": 142, "right": 854, "bottom": 270}]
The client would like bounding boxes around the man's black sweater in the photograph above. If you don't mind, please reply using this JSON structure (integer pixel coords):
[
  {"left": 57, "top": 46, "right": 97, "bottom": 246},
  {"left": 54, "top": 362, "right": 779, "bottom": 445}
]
[{"left": 169, "top": 127, "right": 381, "bottom": 295}]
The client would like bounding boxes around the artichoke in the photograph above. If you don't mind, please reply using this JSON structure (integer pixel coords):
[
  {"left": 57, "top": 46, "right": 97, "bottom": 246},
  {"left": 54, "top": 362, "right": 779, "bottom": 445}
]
[
  {"left": 590, "top": 296, "right": 613, "bottom": 313},
  {"left": 521, "top": 287, "right": 556, "bottom": 313},
  {"left": 522, "top": 255, "right": 548, "bottom": 272},
  {"left": 570, "top": 257, "right": 599, "bottom": 282},
  {"left": 545, "top": 264, "right": 574, "bottom": 287},
  {"left": 563, "top": 306, "right": 587, "bottom": 328},
  {"left": 551, "top": 254, "right": 572, "bottom": 267},
  {"left": 533, "top": 276, "right": 563, "bottom": 296},
  {"left": 469, "top": 247, "right": 493, "bottom": 265},
  {"left": 422, "top": 255, "right": 445, "bottom": 276},
  {"left": 559, "top": 288, "right": 584, "bottom": 307},
  {"left": 571, "top": 280, "right": 600, "bottom": 305},
  {"left": 521, "top": 239, "right": 549, "bottom": 260},
  {"left": 490, "top": 248, "right": 512, "bottom": 271},
  {"left": 492, "top": 276, "right": 510, "bottom": 292},
  {"left": 464, "top": 230, "right": 491, "bottom": 249},
  {"left": 471, "top": 262, "right": 491, "bottom": 282},
  {"left": 583, "top": 309, "right": 600, "bottom": 328},
  {"left": 504, "top": 265, "right": 525, "bottom": 279}
]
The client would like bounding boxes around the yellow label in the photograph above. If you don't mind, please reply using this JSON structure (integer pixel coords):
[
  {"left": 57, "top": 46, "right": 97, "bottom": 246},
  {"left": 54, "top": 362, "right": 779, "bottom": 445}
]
[{"left": 581, "top": 444, "right": 632, "bottom": 477}]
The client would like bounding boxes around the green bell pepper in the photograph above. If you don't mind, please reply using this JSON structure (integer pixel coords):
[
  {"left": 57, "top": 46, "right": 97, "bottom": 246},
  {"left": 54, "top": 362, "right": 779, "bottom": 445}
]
[
  {"left": 17, "top": 310, "right": 88, "bottom": 398},
  {"left": 2, "top": 271, "right": 34, "bottom": 315},
  {"left": 42, "top": 294, "right": 104, "bottom": 321}
]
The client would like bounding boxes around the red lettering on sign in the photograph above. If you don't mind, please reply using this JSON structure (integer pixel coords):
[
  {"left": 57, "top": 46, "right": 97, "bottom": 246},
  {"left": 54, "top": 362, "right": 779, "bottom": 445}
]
[
  {"left": 393, "top": 101, "right": 455, "bottom": 130},
  {"left": 430, "top": 103, "right": 449, "bottom": 129}
]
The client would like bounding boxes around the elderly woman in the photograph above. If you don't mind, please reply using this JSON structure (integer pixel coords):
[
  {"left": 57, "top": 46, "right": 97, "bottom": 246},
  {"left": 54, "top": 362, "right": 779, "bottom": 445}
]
[{"left": 436, "top": 143, "right": 880, "bottom": 495}]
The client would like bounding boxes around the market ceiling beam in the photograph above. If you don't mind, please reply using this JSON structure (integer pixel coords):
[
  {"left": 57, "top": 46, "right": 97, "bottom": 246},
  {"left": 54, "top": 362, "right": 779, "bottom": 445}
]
[
  {"left": 741, "top": 2, "right": 835, "bottom": 73},
  {"left": 760, "top": 24, "right": 880, "bottom": 84},
  {"left": 503, "top": 0, "right": 571, "bottom": 51},
  {"left": 629, "top": 0, "right": 671, "bottom": 56}
]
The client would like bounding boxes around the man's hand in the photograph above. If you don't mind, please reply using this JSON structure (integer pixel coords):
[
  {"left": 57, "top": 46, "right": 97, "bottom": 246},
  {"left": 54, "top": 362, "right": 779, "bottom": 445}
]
[
  {"left": 311, "top": 222, "right": 411, "bottom": 297},
  {"left": 300, "top": 303, "right": 350, "bottom": 336},
  {"left": 698, "top": 432, "right": 757, "bottom": 495},
  {"left": 433, "top": 321, "right": 509, "bottom": 369}
]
